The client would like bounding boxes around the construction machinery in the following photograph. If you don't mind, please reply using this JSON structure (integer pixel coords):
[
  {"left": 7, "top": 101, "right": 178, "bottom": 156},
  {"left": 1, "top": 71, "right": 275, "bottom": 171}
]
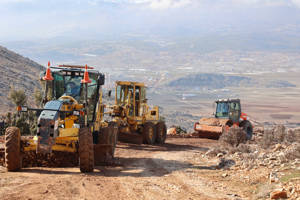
[
  {"left": 4, "top": 62, "right": 117, "bottom": 172},
  {"left": 194, "top": 99, "right": 253, "bottom": 140},
  {"left": 108, "top": 81, "right": 167, "bottom": 144}
]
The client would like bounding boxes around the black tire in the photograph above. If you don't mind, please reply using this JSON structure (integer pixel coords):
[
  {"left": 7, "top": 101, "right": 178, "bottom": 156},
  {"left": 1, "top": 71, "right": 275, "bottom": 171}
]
[
  {"left": 143, "top": 122, "right": 156, "bottom": 145},
  {"left": 5, "top": 127, "right": 21, "bottom": 172},
  {"left": 79, "top": 128, "right": 94, "bottom": 173},
  {"left": 156, "top": 122, "right": 167, "bottom": 144},
  {"left": 108, "top": 122, "right": 118, "bottom": 157},
  {"left": 240, "top": 120, "right": 253, "bottom": 140}
]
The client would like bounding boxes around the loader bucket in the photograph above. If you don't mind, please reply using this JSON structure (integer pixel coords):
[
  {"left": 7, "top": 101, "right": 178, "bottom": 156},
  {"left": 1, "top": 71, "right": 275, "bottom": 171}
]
[
  {"left": 118, "top": 132, "right": 144, "bottom": 144},
  {"left": 194, "top": 118, "right": 230, "bottom": 140},
  {"left": 194, "top": 123, "right": 223, "bottom": 139}
]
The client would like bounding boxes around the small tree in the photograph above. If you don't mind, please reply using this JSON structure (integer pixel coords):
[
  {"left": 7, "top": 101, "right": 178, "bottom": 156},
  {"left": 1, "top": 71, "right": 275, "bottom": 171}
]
[
  {"left": 9, "top": 88, "right": 27, "bottom": 106},
  {"left": 220, "top": 126, "right": 247, "bottom": 147},
  {"left": 34, "top": 88, "right": 43, "bottom": 107},
  {"left": 6, "top": 88, "right": 35, "bottom": 135}
]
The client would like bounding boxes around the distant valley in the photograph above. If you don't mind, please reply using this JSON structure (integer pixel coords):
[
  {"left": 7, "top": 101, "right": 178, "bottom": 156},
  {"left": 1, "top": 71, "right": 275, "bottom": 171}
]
[{"left": 1, "top": 39, "right": 300, "bottom": 130}]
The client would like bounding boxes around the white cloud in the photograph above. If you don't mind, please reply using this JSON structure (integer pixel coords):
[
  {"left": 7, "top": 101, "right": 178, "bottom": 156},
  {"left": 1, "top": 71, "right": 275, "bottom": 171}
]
[
  {"left": 100, "top": 0, "right": 300, "bottom": 9},
  {"left": 148, "top": 0, "right": 191, "bottom": 9},
  {"left": 1, "top": 0, "right": 299, "bottom": 9},
  {"left": 100, "top": 0, "right": 192, "bottom": 9},
  {"left": 0, "top": 0, "right": 35, "bottom": 3},
  {"left": 291, "top": 0, "right": 300, "bottom": 7}
]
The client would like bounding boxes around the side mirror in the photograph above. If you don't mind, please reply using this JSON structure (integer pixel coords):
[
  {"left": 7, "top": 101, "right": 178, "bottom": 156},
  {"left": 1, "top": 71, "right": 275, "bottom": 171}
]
[{"left": 108, "top": 90, "right": 112, "bottom": 97}]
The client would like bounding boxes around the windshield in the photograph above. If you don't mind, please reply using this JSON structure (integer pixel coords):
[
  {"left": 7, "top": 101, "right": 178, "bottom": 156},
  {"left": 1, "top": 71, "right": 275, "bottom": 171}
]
[
  {"left": 51, "top": 71, "right": 99, "bottom": 121},
  {"left": 215, "top": 102, "right": 229, "bottom": 118},
  {"left": 65, "top": 76, "right": 82, "bottom": 99},
  {"left": 116, "top": 85, "right": 133, "bottom": 105},
  {"left": 230, "top": 102, "right": 240, "bottom": 111}
]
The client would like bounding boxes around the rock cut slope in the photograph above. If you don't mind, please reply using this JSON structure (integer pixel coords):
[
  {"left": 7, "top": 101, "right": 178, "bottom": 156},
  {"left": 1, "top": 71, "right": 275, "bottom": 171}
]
[{"left": 0, "top": 45, "right": 44, "bottom": 112}]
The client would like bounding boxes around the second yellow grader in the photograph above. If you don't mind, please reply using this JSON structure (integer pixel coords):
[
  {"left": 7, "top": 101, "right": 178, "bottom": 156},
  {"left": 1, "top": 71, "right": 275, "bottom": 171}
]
[{"left": 109, "top": 81, "right": 167, "bottom": 144}]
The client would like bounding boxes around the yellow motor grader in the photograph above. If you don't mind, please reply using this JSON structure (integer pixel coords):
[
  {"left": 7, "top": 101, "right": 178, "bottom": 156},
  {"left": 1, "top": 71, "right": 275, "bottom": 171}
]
[
  {"left": 108, "top": 81, "right": 167, "bottom": 144},
  {"left": 4, "top": 63, "right": 117, "bottom": 172}
]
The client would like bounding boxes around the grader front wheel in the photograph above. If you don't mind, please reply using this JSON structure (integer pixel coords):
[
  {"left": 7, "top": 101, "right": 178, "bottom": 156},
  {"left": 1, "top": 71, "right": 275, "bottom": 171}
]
[
  {"left": 143, "top": 122, "right": 156, "bottom": 145},
  {"left": 79, "top": 128, "right": 94, "bottom": 173},
  {"left": 5, "top": 127, "right": 21, "bottom": 172}
]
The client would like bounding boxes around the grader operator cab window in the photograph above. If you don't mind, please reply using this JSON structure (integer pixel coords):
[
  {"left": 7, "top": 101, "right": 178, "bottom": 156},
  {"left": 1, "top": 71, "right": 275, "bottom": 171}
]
[
  {"left": 135, "top": 86, "right": 140, "bottom": 116},
  {"left": 53, "top": 73, "right": 64, "bottom": 99},
  {"left": 51, "top": 71, "right": 100, "bottom": 122},
  {"left": 140, "top": 87, "right": 146, "bottom": 102},
  {"left": 116, "top": 85, "right": 133, "bottom": 105},
  {"left": 116, "top": 85, "right": 125, "bottom": 105},
  {"left": 65, "top": 76, "right": 82, "bottom": 99}
]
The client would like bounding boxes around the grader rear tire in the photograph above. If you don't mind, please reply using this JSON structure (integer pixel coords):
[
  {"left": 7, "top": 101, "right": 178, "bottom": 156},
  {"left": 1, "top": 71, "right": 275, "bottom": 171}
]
[
  {"left": 5, "top": 127, "right": 21, "bottom": 172},
  {"left": 143, "top": 122, "right": 156, "bottom": 145},
  {"left": 79, "top": 128, "right": 94, "bottom": 173},
  {"left": 156, "top": 122, "right": 167, "bottom": 144}
]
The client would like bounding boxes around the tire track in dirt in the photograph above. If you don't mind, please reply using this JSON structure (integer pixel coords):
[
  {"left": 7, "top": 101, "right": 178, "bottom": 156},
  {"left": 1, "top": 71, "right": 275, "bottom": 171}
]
[{"left": 0, "top": 138, "right": 228, "bottom": 200}]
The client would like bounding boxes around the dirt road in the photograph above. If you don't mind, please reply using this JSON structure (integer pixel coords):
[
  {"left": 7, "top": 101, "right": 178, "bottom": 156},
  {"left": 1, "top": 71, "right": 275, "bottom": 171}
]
[{"left": 0, "top": 138, "right": 269, "bottom": 200}]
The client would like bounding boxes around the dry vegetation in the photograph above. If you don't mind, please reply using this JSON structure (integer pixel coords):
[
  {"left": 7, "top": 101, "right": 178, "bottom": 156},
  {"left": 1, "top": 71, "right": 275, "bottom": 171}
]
[{"left": 204, "top": 125, "right": 300, "bottom": 199}]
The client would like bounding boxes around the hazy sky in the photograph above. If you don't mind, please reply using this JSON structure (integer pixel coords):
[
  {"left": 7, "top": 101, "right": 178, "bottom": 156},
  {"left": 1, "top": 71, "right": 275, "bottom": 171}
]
[{"left": 1, "top": 0, "right": 300, "bottom": 41}]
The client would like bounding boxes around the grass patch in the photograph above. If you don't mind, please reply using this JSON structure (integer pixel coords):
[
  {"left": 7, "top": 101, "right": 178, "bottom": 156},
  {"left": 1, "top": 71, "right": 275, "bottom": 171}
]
[{"left": 280, "top": 170, "right": 300, "bottom": 183}]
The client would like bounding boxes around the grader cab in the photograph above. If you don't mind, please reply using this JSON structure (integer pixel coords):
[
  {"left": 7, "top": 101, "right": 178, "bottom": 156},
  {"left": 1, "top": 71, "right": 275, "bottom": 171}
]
[
  {"left": 4, "top": 63, "right": 117, "bottom": 172},
  {"left": 110, "top": 81, "right": 167, "bottom": 144}
]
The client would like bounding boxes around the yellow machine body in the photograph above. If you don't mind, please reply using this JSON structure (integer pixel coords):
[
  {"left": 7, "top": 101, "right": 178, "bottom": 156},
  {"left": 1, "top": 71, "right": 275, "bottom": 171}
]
[{"left": 109, "top": 81, "right": 166, "bottom": 144}]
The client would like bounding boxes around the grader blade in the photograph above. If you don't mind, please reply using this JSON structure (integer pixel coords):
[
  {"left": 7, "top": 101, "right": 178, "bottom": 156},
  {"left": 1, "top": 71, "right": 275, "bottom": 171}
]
[
  {"left": 95, "top": 123, "right": 118, "bottom": 165},
  {"left": 118, "top": 132, "right": 143, "bottom": 144},
  {"left": 94, "top": 144, "right": 114, "bottom": 165}
]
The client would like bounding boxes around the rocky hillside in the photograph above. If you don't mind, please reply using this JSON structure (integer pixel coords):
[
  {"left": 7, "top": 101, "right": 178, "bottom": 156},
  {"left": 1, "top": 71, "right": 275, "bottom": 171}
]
[{"left": 0, "top": 45, "right": 44, "bottom": 112}]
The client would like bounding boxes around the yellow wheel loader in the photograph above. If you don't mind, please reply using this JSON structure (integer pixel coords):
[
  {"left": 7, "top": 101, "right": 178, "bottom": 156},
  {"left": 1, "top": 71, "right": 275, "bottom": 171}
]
[
  {"left": 194, "top": 99, "right": 253, "bottom": 140},
  {"left": 109, "top": 81, "right": 167, "bottom": 144},
  {"left": 4, "top": 63, "right": 117, "bottom": 172}
]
